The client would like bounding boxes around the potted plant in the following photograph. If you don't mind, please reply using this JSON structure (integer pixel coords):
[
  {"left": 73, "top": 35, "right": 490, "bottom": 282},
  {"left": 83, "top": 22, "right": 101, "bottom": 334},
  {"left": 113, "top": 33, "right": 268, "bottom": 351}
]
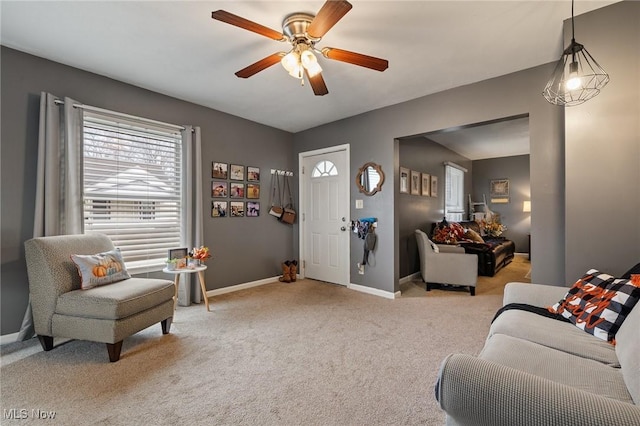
[{"left": 165, "top": 258, "right": 179, "bottom": 271}]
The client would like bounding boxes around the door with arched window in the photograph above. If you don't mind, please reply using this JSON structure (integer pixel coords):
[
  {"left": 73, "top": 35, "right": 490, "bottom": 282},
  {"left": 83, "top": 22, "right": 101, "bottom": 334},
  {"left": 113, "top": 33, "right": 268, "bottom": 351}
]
[{"left": 300, "top": 146, "right": 350, "bottom": 286}]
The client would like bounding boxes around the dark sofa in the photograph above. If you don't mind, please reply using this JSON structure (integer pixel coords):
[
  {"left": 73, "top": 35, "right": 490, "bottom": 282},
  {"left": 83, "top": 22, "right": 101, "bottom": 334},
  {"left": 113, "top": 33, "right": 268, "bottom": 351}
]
[{"left": 431, "top": 220, "right": 515, "bottom": 277}]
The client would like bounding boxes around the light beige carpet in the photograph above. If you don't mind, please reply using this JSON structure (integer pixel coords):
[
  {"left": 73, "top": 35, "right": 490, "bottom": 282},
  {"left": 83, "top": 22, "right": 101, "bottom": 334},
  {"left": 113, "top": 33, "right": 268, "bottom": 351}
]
[{"left": 1, "top": 259, "right": 529, "bottom": 425}]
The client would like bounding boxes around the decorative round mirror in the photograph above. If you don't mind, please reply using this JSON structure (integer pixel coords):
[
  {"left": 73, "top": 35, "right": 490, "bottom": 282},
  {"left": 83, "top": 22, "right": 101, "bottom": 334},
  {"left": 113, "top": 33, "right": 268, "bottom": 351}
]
[{"left": 356, "top": 162, "right": 385, "bottom": 196}]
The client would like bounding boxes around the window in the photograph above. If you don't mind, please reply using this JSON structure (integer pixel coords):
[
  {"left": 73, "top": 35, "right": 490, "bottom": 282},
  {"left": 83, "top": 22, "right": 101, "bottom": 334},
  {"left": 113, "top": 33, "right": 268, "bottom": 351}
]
[
  {"left": 445, "top": 163, "right": 466, "bottom": 222},
  {"left": 82, "top": 111, "right": 182, "bottom": 271},
  {"left": 311, "top": 160, "right": 338, "bottom": 178}
]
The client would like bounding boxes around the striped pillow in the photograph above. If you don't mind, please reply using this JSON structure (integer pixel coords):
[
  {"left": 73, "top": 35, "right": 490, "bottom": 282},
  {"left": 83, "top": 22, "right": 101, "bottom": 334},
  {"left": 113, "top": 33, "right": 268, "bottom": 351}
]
[{"left": 549, "top": 269, "right": 640, "bottom": 343}]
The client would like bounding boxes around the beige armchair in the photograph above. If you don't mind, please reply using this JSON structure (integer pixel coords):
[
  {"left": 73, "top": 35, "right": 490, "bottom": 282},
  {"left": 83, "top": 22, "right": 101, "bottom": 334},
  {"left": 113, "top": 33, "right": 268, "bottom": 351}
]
[
  {"left": 24, "top": 233, "right": 175, "bottom": 362},
  {"left": 415, "top": 229, "right": 478, "bottom": 295}
]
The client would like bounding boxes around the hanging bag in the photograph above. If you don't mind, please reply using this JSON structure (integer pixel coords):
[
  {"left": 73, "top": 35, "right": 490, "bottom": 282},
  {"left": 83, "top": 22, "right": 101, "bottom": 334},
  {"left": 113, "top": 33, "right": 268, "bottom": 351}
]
[
  {"left": 268, "top": 172, "right": 284, "bottom": 219},
  {"left": 280, "top": 174, "right": 297, "bottom": 225}
]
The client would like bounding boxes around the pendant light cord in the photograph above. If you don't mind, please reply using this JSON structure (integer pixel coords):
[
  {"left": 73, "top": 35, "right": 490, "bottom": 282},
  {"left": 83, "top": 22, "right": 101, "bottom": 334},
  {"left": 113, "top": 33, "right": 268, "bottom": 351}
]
[{"left": 571, "top": 0, "right": 575, "bottom": 42}]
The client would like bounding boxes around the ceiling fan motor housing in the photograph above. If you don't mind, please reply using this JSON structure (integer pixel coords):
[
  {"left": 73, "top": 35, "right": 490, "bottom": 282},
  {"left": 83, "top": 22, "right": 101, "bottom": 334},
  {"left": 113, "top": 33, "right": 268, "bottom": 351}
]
[{"left": 282, "top": 13, "right": 319, "bottom": 44}]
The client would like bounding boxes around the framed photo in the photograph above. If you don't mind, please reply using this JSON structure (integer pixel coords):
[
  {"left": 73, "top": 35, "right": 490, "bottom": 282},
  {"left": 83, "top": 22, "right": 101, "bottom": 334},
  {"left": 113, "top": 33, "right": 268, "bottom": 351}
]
[
  {"left": 230, "top": 201, "right": 245, "bottom": 217},
  {"left": 410, "top": 170, "right": 421, "bottom": 195},
  {"left": 421, "top": 173, "right": 431, "bottom": 196},
  {"left": 230, "top": 182, "right": 245, "bottom": 198},
  {"left": 168, "top": 248, "right": 188, "bottom": 260},
  {"left": 247, "top": 201, "right": 260, "bottom": 217},
  {"left": 230, "top": 164, "right": 244, "bottom": 181},
  {"left": 212, "top": 201, "right": 227, "bottom": 217},
  {"left": 212, "top": 162, "right": 228, "bottom": 179},
  {"left": 246, "top": 183, "right": 260, "bottom": 199},
  {"left": 490, "top": 179, "right": 510, "bottom": 197},
  {"left": 431, "top": 175, "right": 438, "bottom": 197},
  {"left": 400, "top": 167, "right": 410, "bottom": 194},
  {"left": 247, "top": 166, "right": 260, "bottom": 182},
  {"left": 211, "top": 181, "right": 227, "bottom": 198}
]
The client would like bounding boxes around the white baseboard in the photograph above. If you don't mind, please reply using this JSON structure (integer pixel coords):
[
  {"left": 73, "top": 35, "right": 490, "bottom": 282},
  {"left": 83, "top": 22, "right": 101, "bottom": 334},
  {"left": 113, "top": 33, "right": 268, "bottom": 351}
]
[
  {"left": 348, "top": 283, "right": 400, "bottom": 300},
  {"left": 0, "top": 332, "right": 20, "bottom": 345},
  {"left": 205, "top": 275, "right": 281, "bottom": 298},
  {"left": 515, "top": 252, "right": 529, "bottom": 257},
  {"left": 399, "top": 272, "right": 421, "bottom": 285}
]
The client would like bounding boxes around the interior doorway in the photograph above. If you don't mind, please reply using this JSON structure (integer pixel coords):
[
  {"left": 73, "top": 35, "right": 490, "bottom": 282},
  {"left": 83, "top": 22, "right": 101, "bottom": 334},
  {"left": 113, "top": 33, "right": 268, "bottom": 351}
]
[{"left": 299, "top": 144, "right": 350, "bottom": 286}]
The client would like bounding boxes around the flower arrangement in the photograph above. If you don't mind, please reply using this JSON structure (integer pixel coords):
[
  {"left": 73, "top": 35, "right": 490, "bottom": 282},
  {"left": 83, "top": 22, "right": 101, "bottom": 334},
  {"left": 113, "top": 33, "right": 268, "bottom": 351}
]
[
  {"left": 480, "top": 219, "right": 506, "bottom": 237},
  {"left": 189, "top": 246, "right": 212, "bottom": 261}
]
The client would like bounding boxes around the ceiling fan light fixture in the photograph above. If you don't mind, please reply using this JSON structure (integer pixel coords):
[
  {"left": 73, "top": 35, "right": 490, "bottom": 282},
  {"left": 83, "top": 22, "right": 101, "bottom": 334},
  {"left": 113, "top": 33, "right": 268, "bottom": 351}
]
[
  {"left": 542, "top": 0, "right": 609, "bottom": 106},
  {"left": 281, "top": 51, "right": 299, "bottom": 73},
  {"left": 301, "top": 50, "right": 322, "bottom": 77}
]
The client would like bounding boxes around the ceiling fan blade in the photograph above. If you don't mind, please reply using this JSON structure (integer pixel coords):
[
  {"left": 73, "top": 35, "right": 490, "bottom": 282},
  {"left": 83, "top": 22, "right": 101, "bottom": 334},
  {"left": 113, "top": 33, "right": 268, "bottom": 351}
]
[
  {"left": 235, "top": 53, "right": 286, "bottom": 79},
  {"left": 307, "top": 0, "right": 353, "bottom": 39},
  {"left": 321, "top": 47, "right": 388, "bottom": 72},
  {"left": 212, "top": 10, "right": 286, "bottom": 41},
  {"left": 305, "top": 70, "right": 329, "bottom": 96}
]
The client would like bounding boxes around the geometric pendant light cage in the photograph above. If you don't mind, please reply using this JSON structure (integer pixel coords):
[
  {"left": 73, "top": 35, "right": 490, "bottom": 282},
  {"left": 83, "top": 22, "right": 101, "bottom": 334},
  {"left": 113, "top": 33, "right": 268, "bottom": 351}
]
[{"left": 542, "top": 0, "right": 609, "bottom": 106}]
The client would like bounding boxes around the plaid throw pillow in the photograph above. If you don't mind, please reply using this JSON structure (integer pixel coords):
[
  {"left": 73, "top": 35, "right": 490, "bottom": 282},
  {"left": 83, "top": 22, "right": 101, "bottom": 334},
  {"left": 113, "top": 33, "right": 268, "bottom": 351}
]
[{"left": 549, "top": 269, "right": 640, "bottom": 342}]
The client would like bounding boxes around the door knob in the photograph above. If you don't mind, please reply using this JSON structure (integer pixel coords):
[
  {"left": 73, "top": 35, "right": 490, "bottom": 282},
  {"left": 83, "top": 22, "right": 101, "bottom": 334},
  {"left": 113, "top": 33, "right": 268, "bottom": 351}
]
[{"left": 340, "top": 226, "right": 347, "bottom": 231}]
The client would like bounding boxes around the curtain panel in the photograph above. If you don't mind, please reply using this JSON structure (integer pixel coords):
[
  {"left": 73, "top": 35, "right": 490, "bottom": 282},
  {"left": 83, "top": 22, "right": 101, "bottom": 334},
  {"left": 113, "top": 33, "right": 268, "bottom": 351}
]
[
  {"left": 177, "top": 126, "right": 204, "bottom": 306},
  {"left": 18, "top": 93, "right": 83, "bottom": 340}
]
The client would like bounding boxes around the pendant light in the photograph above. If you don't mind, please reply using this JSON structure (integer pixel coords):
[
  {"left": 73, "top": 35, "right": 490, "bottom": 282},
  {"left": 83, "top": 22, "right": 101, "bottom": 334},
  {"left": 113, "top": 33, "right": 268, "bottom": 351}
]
[{"left": 542, "top": 0, "right": 609, "bottom": 106}]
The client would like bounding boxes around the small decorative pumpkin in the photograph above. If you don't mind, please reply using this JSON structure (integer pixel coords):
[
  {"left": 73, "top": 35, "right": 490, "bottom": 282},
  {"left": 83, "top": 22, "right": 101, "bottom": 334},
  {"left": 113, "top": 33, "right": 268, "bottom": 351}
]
[{"left": 93, "top": 265, "right": 107, "bottom": 277}]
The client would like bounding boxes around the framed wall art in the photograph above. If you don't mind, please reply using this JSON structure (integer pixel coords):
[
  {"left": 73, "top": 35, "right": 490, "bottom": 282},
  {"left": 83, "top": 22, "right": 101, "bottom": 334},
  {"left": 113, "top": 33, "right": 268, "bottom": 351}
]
[
  {"left": 431, "top": 175, "right": 438, "bottom": 197},
  {"left": 230, "top": 201, "right": 245, "bottom": 217},
  {"left": 230, "top": 182, "right": 245, "bottom": 198},
  {"left": 212, "top": 162, "right": 228, "bottom": 179},
  {"left": 421, "top": 173, "right": 431, "bottom": 196},
  {"left": 410, "top": 170, "right": 421, "bottom": 195},
  {"left": 212, "top": 201, "right": 227, "bottom": 217},
  {"left": 490, "top": 179, "right": 510, "bottom": 197},
  {"left": 230, "top": 164, "right": 244, "bottom": 181},
  {"left": 400, "top": 167, "right": 409, "bottom": 194},
  {"left": 247, "top": 166, "right": 260, "bottom": 182},
  {"left": 247, "top": 201, "right": 260, "bottom": 217},
  {"left": 211, "top": 181, "right": 227, "bottom": 198},
  {"left": 247, "top": 183, "right": 260, "bottom": 199}
]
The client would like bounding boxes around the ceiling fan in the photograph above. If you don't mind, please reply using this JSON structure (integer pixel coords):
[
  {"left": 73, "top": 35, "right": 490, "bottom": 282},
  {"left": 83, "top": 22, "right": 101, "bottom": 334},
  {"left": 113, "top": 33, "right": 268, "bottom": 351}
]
[{"left": 211, "top": 0, "right": 389, "bottom": 96}]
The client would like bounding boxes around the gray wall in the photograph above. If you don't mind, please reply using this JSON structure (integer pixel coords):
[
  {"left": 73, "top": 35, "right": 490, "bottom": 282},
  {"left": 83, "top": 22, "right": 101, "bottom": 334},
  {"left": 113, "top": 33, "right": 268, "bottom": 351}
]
[
  {"left": 398, "top": 137, "right": 473, "bottom": 279},
  {"left": 1, "top": 47, "right": 294, "bottom": 335},
  {"left": 565, "top": 1, "right": 640, "bottom": 280},
  {"left": 294, "top": 63, "right": 565, "bottom": 294},
  {"left": 472, "top": 155, "right": 531, "bottom": 253}
]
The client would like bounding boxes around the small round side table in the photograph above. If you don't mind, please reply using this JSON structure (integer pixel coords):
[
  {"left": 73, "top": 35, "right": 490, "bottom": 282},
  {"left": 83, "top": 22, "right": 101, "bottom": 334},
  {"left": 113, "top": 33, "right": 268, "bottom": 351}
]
[{"left": 162, "top": 265, "right": 210, "bottom": 312}]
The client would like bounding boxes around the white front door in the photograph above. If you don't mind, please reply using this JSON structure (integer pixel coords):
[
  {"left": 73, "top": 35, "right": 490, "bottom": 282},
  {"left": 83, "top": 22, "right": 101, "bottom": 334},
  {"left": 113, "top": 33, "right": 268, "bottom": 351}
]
[{"left": 300, "top": 146, "right": 350, "bottom": 286}]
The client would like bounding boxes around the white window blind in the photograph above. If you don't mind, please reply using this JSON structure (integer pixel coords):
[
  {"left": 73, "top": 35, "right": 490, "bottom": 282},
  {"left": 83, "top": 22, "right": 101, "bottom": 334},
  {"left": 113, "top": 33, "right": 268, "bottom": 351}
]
[
  {"left": 82, "top": 111, "right": 182, "bottom": 272},
  {"left": 445, "top": 164, "right": 465, "bottom": 222}
]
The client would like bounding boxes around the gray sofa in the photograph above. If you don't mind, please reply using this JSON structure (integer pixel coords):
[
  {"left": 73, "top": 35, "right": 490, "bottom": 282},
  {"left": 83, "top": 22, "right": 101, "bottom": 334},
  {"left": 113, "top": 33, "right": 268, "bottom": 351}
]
[
  {"left": 436, "top": 282, "right": 640, "bottom": 426},
  {"left": 24, "top": 233, "right": 176, "bottom": 362}
]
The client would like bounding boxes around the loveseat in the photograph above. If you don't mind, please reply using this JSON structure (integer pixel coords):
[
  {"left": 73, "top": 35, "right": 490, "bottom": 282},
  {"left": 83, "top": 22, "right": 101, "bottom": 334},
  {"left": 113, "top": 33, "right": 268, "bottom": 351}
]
[
  {"left": 436, "top": 280, "right": 640, "bottom": 425},
  {"left": 432, "top": 220, "right": 515, "bottom": 276}
]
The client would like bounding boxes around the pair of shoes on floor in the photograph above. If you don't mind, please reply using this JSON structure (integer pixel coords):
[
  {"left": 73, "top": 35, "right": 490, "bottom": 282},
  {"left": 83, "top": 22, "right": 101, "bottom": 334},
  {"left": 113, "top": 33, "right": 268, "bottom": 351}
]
[{"left": 279, "top": 260, "right": 298, "bottom": 283}]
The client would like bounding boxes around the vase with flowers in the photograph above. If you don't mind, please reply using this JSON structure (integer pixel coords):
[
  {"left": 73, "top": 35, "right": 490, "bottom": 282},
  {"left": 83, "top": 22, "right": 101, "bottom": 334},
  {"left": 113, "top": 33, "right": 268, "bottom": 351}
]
[
  {"left": 480, "top": 219, "right": 506, "bottom": 237},
  {"left": 188, "top": 246, "right": 212, "bottom": 267}
]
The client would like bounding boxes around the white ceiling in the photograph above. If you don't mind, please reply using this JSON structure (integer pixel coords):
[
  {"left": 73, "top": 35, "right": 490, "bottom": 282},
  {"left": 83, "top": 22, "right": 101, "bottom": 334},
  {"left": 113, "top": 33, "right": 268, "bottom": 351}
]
[
  {"left": 0, "top": 1, "right": 617, "bottom": 133},
  {"left": 425, "top": 115, "right": 530, "bottom": 160}
]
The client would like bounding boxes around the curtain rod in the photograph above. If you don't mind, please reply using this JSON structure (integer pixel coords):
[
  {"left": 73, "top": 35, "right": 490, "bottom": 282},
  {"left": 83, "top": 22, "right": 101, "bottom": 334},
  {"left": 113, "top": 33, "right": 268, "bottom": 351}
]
[{"left": 53, "top": 99, "right": 186, "bottom": 131}]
